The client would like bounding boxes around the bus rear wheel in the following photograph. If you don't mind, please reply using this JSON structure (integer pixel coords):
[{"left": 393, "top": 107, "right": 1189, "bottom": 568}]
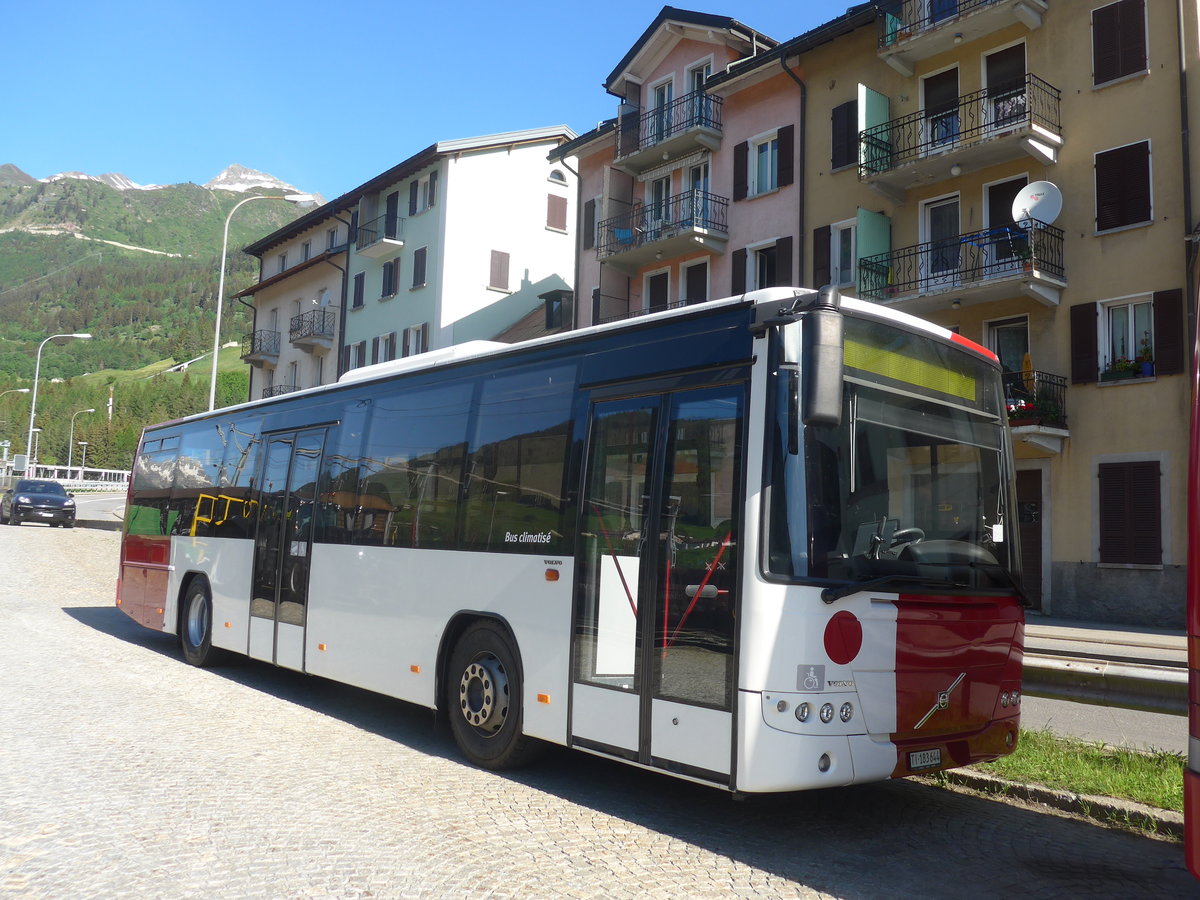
[
  {"left": 446, "top": 621, "right": 543, "bottom": 770},
  {"left": 180, "top": 580, "right": 229, "bottom": 668}
]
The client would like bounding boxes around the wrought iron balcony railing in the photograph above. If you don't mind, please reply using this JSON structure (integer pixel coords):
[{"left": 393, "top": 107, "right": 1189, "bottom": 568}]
[
  {"left": 355, "top": 213, "right": 404, "bottom": 252},
  {"left": 241, "top": 329, "right": 280, "bottom": 360},
  {"left": 290, "top": 309, "right": 336, "bottom": 343},
  {"left": 878, "top": 0, "right": 1003, "bottom": 47},
  {"left": 596, "top": 189, "right": 729, "bottom": 259},
  {"left": 597, "top": 300, "right": 689, "bottom": 325},
  {"left": 1002, "top": 370, "right": 1067, "bottom": 429},
  {"left": 263, "top": 384, "right": 299, "bottom": 399},
  {"left": 858, "top": 219, "right": 1064, "bottom": 302},
  {"left": 616, "top": 90, "right": 723, "bottom": 160},
  {"left": 859, "top": 73, "right": 1060, "bottom": 178}
]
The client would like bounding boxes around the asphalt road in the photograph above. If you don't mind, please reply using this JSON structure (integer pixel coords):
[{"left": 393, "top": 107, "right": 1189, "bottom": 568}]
[{"left": 1, "top": 524, "right": 1192, "bottom": 897}]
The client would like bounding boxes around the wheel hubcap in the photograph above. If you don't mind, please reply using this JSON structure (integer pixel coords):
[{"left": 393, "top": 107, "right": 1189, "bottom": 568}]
[
  {"left": 458, "top": 653, "right": 509, "bottom": 735},
  {"left": 186, "top": 595, "right": 207, "bottom": 648}
]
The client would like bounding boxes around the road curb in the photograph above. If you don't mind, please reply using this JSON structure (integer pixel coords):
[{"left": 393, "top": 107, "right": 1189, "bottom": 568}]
[
  {"left": 922, "top": 769, "right": 1183, "bottom": 839},
  {"left": 75, "top": 520, "right": 123, "bottom": 532}
]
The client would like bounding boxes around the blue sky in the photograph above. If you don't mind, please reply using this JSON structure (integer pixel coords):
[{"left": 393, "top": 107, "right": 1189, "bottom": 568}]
[{"left": 8, "top": 1, "right": 849, "bottom": 200}]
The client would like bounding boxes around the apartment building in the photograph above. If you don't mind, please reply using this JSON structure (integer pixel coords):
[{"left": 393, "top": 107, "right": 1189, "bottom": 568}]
[
  {"left": 237, "top": 209, "right": 350, "bottom": 401},
  {"left": 342, "top": 127, "right": 577, "bottom": 372},
  {"left": 556, "top": 1, "right": 1195, "bottom": 628}
]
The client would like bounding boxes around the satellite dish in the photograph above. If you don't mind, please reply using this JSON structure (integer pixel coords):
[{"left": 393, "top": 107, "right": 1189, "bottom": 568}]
[{"left": 1012, "top": 181, "right": 1062, "bottom": 227}]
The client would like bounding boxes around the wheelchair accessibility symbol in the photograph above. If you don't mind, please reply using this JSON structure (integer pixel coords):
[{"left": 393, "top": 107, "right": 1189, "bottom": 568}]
[{"left": 797, "top": 664, "right": 825, "bottom": 692}]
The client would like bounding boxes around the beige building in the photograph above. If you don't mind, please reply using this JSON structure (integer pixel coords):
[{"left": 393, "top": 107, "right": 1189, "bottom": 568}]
[{"left": 558, "top": 1, "right": 1195, "bottom": 627}]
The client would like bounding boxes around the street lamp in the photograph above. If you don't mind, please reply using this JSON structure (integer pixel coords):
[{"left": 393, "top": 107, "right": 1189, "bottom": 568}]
[
  {"left": 209, "top": 192, "right": 316, "bottom": 411},
  {"left": 68, "top": 407, "right": 96, "bottom": 472},
  {"left": 26, "top": 333, "right": 91, "bottom": 472},
  {"left": 1, "top": 388, "right": 30, "bottom": 399},
  {"left": 77, "top": 441, "right": 89, "bottom": 474},
  {"left": 30, "top": 427, "right": 41, "bottom": 463}
]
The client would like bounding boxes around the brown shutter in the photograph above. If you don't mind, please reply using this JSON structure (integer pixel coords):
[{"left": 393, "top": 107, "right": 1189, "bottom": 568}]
[
  {"left": 733, "top": 142, "right": 748, "bottom": 201},
  {"left": 583, "top": 198, "right": 596, "bottom": 250},
  {"left": 775, "top": 236, "right": 793, "bottom": 287},
  {"left": 813, "top": 225, "right": 832, "bottom": 288},
  {"left": 427, "top": 171, "right": 438, "bottom": 207},
  {"left": 413, "top": 247, "right": 427, "bottom": 287},
  {"left": 1093, "top": 0, "right": 1146, "bottom": 85},
  {"left": 1070, "top": 302, "right": 1098, "bottom": 383},
  {"left": 409, "top": 181, "right": 419, "bottom": 216},
  {"left": 831, "top": 102, "right": 856, "bottom": 170},
  {"left": 1153, "top": 288, "right": 1185, "bottom": 375},
  {"left": 1098, "top": 461, "right": 1161, "bottom": 564},
  {"left": 1096, "top": 142, "right": 1150, "bottom": 231},
  {"left": 547, "top": 194, "right": 568, "bottom": 230},
  {"left": 685, "top": 261, "right": 708, "bottom": 303},
  {"left": 777, "top": 125, "right": 795, "bottom": 188},
  {"left": 420, "top": 322, "right": 430, "bottom": 353},
  {"left": 732, "top": 247, "right": 747, "bottom": 294}
]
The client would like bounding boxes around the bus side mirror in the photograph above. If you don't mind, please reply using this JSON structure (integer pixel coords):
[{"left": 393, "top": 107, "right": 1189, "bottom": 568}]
[{"left": 802, "top": 286, "right": 844, "bottom": 427}]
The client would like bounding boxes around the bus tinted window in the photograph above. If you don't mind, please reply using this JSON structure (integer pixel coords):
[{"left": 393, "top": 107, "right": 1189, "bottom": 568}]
[
  {"left": 345, "top": 380, "right": 473, "bottom": 549},
  {"left": 129, "top": 440, "right": 177, "bottom": 536},
  {"left": 462, "top": 364, "right": 577, "bottom": 554},
  {"left": 173, "top": 422, "right": 228, "bottom": 537}
]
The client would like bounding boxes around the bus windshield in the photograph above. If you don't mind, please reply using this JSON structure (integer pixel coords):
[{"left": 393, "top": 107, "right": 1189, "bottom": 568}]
[{"left": 768, "top": 315, "right": 1019, "bottom": 593}]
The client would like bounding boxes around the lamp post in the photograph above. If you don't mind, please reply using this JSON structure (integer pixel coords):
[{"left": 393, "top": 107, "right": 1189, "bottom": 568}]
[
  {"left": 30, "top": 427, "right": 41, "bottom": 465},
  {"left": 68, "top": 407, "right": 96, "bottom": 472},
  {"left": 26, "top": 333, "right": 91, "bottom": 471},
  {"left": 1, "top": 388, "right": 30, "bottom": 400},
  {"left": 209, "top": 192, "right": 316, "bottom": 412},
  {"left": 77, "top": 441, "right": 89, "bottom": 476}
]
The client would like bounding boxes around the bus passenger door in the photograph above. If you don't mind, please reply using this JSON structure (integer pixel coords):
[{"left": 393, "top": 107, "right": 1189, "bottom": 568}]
[
  {"left": 572, "top": 385, "right": 741, "bottom": 782},
  {"left": 248, "top": 428, "right": 326, "bottom": 671}
]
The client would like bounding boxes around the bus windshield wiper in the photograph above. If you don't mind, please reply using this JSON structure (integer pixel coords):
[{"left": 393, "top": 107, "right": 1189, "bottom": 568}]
[{"left": 820, "top": 574, "right": 967, "bottom": 604}]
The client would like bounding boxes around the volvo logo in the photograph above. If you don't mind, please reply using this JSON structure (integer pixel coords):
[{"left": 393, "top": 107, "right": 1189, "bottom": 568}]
[{"left": 914, "top": 673, "right": 966, "bottom": 730}]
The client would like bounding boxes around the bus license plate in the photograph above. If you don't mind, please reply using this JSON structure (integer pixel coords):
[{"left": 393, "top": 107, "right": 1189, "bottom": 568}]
[{"left": 909, "top": 748, "right": 942, "bottom": 771}]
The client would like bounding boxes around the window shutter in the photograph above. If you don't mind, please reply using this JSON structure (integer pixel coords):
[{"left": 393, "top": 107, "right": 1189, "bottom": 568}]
[
  {"left": 775, "top": 236, "right": 793, "bottom": 287},
  {"left": 777, "top": 125, "right": 795, "bottom": 188},
  {"left": 813, "top": 225, "right": 832, "bottom": 287},
  {"left": 352, "top": 272, "right": 365, "bottom": 308},
  {"left": 1096, "top": 142, "right": 1150, "bottom": 231},
  {"left": 733, "top": 142, "right": 748, "bottom": 201},
  {"left": 1098, "top": 461, "right": 1161, "bottom": 564},
  {"left": 341, "top": 344, "right": 351, "bottom": 373},
  {"left": 685, "top": 261, "right": 708, "bottom": 303},
  {"left": 1093, "top": 0, "right": 1146, "bottom": 86},
  {"left": 1069, "top": 302, "right": 1099, "bottom": 383},
  {"left": 413, "top": 247, "right": 427, "bottom": 287},
  {"left": 547, "top": 194, "right": 568, "bottom": 231},
  {"left": 428, "top": 170, "right": 438, "bottom": 207},
  {"left": 349, "top": 210, "right": 359, "bottom": 244},
  {"left": 409, "top": 181, "right": 419, "bottom": 216},
  {"left": 732, "top": 247, "right": 747, "bottom": 294},
  {"left": 401, "top": 328, "right": 411, "bottom": 358},
  {"left": 1153, "top": 288, "right": 1185, "bottom": 375},
  {"left": 1092, "top": 2, "right": 1120, "bottom": 85},
  {"left": 371, "top": 336, "right": 380, "bottom": 365},
  {"left": 420, "top": 322, "right": 429, "bottom": 353},
  {"left": 831, "top": 102, "right": 856, "bottom": 170},
  {"left": 387, "top": 332, "right": 397, "bottom": 361},
  {"left": 490, "top": 250, "right": 510, "bottom": 291},
  {"left": 583, "top": 199, "right": 596, "bottom": 250}
]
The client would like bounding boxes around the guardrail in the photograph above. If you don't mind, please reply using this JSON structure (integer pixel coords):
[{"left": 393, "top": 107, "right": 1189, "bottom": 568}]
[{"left": 1022, "top": 654, "right": 1186, "bottom": 716}]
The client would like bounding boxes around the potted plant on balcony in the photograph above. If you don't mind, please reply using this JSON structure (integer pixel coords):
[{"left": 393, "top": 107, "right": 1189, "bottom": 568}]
[
  {"left": 1136, "top": 332, "right": 1154, "bottom": 377},
  {"left": 1006, "top": 398, "right": 1039, "bottom": 427}
]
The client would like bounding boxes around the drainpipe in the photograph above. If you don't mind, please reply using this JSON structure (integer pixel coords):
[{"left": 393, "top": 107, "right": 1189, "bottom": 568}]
[
  {"left": 330, "top": 213, "right": 352, "bottom": 378},
  {"left": 780, "top": 55, "right": 807, "bottom": 288},
  {"left": 1179, "top": 0, "right": 1197, "bottom": 367},
  {"left": 553, "top": 148, "right": 583, "bottom": 331}
]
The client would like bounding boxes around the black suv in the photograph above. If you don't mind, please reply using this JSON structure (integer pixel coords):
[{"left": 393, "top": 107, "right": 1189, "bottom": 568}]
[{"left": 2, "top": 479, "right": 77, "bottom": 527}]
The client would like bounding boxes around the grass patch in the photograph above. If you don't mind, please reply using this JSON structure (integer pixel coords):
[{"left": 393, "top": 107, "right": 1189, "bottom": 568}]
[{"left": 973, "top": 728, "right": 1183, "bottom": 813}]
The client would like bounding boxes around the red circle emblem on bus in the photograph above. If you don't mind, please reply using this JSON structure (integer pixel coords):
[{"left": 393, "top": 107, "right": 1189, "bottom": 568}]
[{"left": 824, "top": 610, "right": 863, "bottom": 665}]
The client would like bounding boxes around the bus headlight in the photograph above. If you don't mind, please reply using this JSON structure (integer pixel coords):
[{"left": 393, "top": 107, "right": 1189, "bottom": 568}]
[
  {"left": 795, "top": 702, "right": 811, "bottom": 723},
  {"left": 840, "top": 702, "right": 853, "bottom": 723},
  {"left": 820, "top": 703, "right": 835, "bottom": 724}
]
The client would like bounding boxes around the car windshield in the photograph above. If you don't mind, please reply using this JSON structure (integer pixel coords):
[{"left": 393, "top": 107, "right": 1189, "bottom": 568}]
[{"left": 18, "top": 481, "right": 65, "bottom": 496}]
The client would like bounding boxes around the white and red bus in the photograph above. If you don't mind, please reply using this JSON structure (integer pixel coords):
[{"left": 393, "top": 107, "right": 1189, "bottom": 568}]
[
  {"left": 117, "top": 287, "right": 1025, "bottom": 791},
  {"left": 1186, "top": 295, "right": 1200, "bottom": 875}
]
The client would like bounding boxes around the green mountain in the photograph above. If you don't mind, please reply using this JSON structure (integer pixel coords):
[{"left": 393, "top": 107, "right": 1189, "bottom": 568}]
[{"left": 0, "top": 164, "right": 316, "bottom": 468}]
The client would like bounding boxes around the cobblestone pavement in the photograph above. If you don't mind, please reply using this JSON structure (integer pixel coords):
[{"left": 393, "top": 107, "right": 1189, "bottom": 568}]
[{"left": 0, "top": 525, "right": 1193, "bottom": 899}]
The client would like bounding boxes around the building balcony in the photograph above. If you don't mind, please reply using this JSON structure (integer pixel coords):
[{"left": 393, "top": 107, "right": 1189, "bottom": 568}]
[
  {"left": 290, "top": 308, "right": 336, "bottom": 354},
  {"left": 1003, "top": 369, "right": 1069, "bottom": 454},
  {"left": 858, "top": 219, "right": 1065, "bottom": 314},
  {"left": 355, "top": 213, "right": 405, "bottom": 259},
  {"left": 615, "top": 91, "right": 723, "bottom": 172},
  {"left": 877, "top": 0, "right": 1049, "bottom": 76},
  {"left": 859, "top": 74, "right": 1061, "bottom": 198},
  {"left": 596, "top": 189, "right": 729, "bottom": 274},
  {"left": 240, "top": 330, "right": 280, "bottom": 367},
  {"left": 262, "top": 384, "right": 299, "bottom": 399}
]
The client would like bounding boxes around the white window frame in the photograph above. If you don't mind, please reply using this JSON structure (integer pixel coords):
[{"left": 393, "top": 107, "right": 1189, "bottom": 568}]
[
  {"left": 642, "top": 265, "right": 671, "bottom": 311},
  {"left": 745, "top": 238, "right": 779, "bottom": 291},
  {"left": 277, "top": 253, "right": 287, "bottom": 274},
  {"left": 679, "top": 258, "right": 709, "bottom": 304},
  {"left": 748, "top": 129, "right": 780, "bottom": 197},
  {"left": 326, "top": 227, "right": 338, "bottom": 250},
  {"left": 301, "top": 240, "right": 311, "bottom": 262},
  {"left": 831, "top": 218, "right": 857, "bottom": 286},
  {"left": 1098, "top": 293, "right": 1154, "bottom": 372}
]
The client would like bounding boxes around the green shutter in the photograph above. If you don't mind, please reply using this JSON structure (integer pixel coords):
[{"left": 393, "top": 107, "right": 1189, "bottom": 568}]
[
  {"left": 855, "top": 208, "right": 891, "bottom": 300},
  {"left": 857, "top": 84, "right": 891, "bottom": 174}
]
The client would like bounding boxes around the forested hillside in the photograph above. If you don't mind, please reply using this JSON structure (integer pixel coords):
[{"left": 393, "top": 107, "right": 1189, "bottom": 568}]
[{"left": 0, "top": 166, "right": 314, "bottom": 469}]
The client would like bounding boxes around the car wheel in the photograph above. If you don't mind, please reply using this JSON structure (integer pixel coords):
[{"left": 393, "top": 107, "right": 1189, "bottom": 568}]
[{"left": 446, "top": 620, "right": 544, "bottom": 770}]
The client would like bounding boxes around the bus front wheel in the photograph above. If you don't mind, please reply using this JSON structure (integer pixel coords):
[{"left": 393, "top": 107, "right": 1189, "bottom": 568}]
[
  {"left": 180, "top": 580, "right": 229, "bottom": 668},
  {"left": 446, "top": 621, "right": 543, "bottom": 770}
]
